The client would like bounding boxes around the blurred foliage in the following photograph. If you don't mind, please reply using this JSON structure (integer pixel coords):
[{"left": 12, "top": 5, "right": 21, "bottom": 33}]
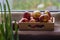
[
  {"left": 0, "top": 0, "right": 19, "bottom": 40},
  {"left": 12, "top": 0, "right": 60, "bottom": 10}
]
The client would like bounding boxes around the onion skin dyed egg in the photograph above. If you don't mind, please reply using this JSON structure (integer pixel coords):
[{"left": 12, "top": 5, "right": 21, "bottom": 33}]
[
  {"left": 32, "top": 10, "right": 41, "bottom": 22},
  {"left": 29, "top": 17, "right": 36, "bottom": 22},
  {"left": 45, "top": 10, "right": 51, "bottom": 19},
  {"left": 19, "top": 18, "right": 29, "bottom": 23},
  {"left": 23, "top": 11, "right": 31, "bottom": 20},
  {"left": 39, "top": 14, "right": 50, "bottom": 22}
]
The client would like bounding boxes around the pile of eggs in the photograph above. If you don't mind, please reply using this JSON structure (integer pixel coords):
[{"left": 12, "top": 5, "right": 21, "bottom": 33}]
[{"left": 19, "top": 10, "right": 53, "bottom": 23}]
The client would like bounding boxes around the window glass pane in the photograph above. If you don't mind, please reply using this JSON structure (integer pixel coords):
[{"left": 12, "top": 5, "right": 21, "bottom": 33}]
[
  {"left": 0, "top": 0, "right": 60, "bottom": 11},
  {"left": 8, "top": 0, "right": 60, "bottom": 10},
  {"left": 0, "top": 0, "right": 13, "bottom": 11}
]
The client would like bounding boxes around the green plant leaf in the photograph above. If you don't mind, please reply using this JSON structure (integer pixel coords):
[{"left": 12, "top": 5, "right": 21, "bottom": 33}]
[{"left": 15, "top": 20, "right": 19, "bottom": 40}]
